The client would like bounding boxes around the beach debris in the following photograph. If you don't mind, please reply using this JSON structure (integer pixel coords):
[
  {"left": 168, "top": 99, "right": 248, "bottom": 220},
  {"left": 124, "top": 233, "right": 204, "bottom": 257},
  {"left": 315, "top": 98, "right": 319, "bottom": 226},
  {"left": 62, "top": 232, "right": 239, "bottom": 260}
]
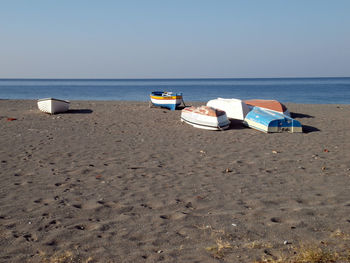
[
  {"left": 283, "top": 240, "right": 291, "bottom": 245},
  {"left": 7, "top": 118, "right": 17, "bottom": 121},
  {"left": 231, "top": 223, "right": 237, "bottom": 227},
  {"left": 206, "top": 237, "right": 233, "bottom": 259},
  {"left": 272, "top": 150, "right": 278, "bottom": 154},
  {"left": 185, "top": 202, "right": 194, "bottom": 209},
  {"left": 157, "top": 250, "right": 163, "bottom": 254},
  {"left": 323, "top": 149, "right": 329, "bottom": 152},
  {"left": 74, "top": 225, "right": 85, "bottom": 230},
  {"left": 128, "top": 166, "right": 143, "bottom": 170},
  {"left": 224, "top": 168, "right": 232, "bottom": 173},
  {"left": 330, "top": 228, "right": 350, "bottom": 239},
  {"left": 264, "top": 249, "right": 273, "bottom": 256},
  {"left": 321, "top": 166, "right": 326, "bottom": 171},
  {"left": 199, "top": 150, "right": 206, "bottom": 154},
  {"left": 95, "top": 175, "right": 102, "bottom": 179}
]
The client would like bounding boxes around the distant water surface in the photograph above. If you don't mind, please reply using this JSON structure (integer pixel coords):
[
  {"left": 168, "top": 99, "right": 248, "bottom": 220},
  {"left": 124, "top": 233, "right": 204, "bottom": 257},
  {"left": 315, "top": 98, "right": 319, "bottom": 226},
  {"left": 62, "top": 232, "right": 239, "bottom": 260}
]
[{"left": 0, "top": 78, "right": 350, "bottom": 104}]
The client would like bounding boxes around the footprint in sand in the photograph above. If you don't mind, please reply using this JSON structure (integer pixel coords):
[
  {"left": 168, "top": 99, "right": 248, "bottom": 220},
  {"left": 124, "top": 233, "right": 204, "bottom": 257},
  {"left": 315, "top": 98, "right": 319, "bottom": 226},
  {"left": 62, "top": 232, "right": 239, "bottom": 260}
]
[
  {"left": 270, "top": 217, "right": 282, "bottom": 223},
  {"left": 81, "top": 200, "right": 106, "bottom": 210},
  {"left": 160, "top": 212, "right": 187, "bottom": 220},
  {"left": 170, "top": 212, "right": 188, "bottom": 220},
  {"left": 140, "top": 203, "right": 152, "bottom": 209},
  {"left": 33, "top": 198, "right": 43, "bottom": 204},
  {"left": 46, "top": 240, "right": 57, "bottom": 246},
  {"left": 74, "top": 225, "right": 85, "bottom": 230},
  {"left": 23, "top": 233, "right": 37, "bottom": 242}
]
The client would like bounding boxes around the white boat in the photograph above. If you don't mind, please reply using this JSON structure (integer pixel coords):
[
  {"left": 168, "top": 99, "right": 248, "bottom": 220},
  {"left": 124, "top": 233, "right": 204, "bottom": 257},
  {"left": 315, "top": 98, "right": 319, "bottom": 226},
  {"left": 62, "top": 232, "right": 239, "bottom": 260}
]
[
  {"left": 207, "top": 98, "right": 250, "bottom": 120},
  {"left": 37, "top": 98, "right": 70, "bottom": 114},
  {"left": 181, "top": 106, "right": 230, "bottom": 130}
]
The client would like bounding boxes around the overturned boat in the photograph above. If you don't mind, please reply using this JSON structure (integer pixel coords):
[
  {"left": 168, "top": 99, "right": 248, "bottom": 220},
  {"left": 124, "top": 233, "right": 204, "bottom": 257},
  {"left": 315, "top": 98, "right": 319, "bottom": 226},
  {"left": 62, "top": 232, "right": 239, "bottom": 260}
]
[
  {"left": 150, "top": 91, "right": 183, "bottom": 110},
  {"left": 244, "top": 107, "right": 302, "bottom": 133},
  {"left": 207, "top": 98, "right": 250, "bottom": 120},
  {"left": 181, "top": 106, "right": 230, "bottom": 130},
  {"left": 244, "top": 99, "right": 290, "bottom": 116},
  {"left": 37, "top": 98, "right": 70, "bottom": 114}
]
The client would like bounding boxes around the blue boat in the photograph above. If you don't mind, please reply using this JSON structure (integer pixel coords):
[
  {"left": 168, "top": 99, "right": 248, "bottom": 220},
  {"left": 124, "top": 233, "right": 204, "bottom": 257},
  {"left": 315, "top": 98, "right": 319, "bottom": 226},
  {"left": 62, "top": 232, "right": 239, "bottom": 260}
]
[
  {"left": 243, "top": 107, "right": 302, "bottom": 133},
  {"left": 150, "top": 91, "right": 183, "bottom": 110}
]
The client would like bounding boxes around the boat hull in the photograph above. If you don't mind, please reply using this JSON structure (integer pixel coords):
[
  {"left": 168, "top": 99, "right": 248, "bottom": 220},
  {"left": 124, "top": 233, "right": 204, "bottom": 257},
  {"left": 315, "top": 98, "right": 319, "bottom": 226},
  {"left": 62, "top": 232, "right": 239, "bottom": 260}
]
[
  {"left": 37, "top": 98, "right": 70, "bottom": 114},
  {"left": 150, "top": 91, "right": 182, "bottom": 110},
  {"left": 181, "top": 106, "right": 230, "bottom": 130},
  {"left": 244, "top": 107, "right": 302, "bottom": 133},
  {"left": 244, "top": 99, "right": 290, "bottom": 116},
  {"left": 207, "top": 98, "right": 250, "bottom": 120}
]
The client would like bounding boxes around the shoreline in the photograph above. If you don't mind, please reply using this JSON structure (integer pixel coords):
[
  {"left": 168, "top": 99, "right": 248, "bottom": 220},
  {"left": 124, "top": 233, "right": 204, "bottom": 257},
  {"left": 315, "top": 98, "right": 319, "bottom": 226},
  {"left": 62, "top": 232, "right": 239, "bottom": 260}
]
[
  {"left": 1, "top": 98, "right": 350, "bottom": 105},
  {"left": 1, "top": 76, "right": 350, "bottom": 81},
  {"left": 1, "top": 100, "right": 350, "bottom": 262}
]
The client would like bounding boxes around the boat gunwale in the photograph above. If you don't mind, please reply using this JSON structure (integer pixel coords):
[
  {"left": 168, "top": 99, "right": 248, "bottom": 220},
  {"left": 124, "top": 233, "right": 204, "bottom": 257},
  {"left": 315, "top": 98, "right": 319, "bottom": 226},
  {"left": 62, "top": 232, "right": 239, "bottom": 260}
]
[
  {"left": 181, "top": 116, "right": 229, "bottom": 130},
  {"left": 37, "top": 98, "right": 70, "bottom": 104},
  {"left": 150, "top": 95, "right": 182, "bottom": 100}
]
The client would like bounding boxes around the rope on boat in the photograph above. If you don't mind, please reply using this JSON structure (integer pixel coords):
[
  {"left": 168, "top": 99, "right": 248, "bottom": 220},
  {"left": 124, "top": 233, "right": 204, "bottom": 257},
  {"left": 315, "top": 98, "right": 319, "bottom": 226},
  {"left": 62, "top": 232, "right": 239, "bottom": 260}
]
[{"left": 181, "top": 97, "right": 187, "bottom": 108}]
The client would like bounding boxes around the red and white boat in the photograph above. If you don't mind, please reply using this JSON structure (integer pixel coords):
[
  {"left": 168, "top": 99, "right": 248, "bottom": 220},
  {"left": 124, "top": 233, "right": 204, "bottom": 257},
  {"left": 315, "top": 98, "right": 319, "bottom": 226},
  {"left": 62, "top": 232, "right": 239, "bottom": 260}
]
[
  {"left": 181, "top": 106, "right": 230, "bottom": 130},
  {"left": 244, "top": 99, "right": 290, "bottom": 116}
]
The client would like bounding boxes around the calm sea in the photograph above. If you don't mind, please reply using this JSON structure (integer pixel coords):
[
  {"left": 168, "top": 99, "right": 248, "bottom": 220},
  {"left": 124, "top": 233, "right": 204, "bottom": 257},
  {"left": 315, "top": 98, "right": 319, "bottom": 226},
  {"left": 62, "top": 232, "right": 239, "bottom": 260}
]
[{"left": 0, "top": 78, "right": 350, "bottom": 104}]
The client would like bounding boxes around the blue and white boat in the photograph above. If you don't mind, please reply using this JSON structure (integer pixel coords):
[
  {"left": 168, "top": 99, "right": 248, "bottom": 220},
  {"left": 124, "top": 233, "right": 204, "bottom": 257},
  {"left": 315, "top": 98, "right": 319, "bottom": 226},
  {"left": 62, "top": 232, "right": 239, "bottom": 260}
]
[
  {"left": 244, "top": 107, "right": 302, "bottom": 133},
  {"left": 150, "top": 91, "right": 183, "bottom": 110}
]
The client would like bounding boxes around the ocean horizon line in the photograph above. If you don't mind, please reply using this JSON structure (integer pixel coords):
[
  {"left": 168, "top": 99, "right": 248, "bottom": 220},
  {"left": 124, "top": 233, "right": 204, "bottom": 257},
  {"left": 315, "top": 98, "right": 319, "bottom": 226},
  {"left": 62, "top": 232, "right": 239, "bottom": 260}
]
[{"left": 1, "top": 76, "right": 350, "bottom": 81}]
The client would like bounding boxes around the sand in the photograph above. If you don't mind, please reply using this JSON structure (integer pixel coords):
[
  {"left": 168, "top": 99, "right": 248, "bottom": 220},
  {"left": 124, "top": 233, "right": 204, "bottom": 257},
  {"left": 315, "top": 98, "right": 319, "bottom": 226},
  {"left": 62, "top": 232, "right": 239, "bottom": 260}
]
[{"left": 0, "top": 100, "right": 350, "bottom": 262}]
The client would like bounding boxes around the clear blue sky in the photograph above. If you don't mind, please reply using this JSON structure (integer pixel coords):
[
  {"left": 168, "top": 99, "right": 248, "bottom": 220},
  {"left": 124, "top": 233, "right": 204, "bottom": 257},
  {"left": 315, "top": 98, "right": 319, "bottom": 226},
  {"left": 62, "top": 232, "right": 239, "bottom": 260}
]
[{"left": 1, "top": 0, "right": 349, "bottom": 78}]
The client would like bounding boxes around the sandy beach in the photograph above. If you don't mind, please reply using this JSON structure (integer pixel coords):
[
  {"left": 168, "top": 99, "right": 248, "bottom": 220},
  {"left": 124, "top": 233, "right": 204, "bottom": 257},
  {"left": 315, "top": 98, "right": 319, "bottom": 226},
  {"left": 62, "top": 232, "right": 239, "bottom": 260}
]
[{"left": 1, "top": 100, "right": 350, "bottom": 262}]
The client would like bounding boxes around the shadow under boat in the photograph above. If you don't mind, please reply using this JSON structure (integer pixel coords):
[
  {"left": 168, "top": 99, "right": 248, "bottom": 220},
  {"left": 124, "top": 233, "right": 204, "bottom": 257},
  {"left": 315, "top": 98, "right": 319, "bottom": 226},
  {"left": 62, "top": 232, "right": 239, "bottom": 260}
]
[
  {"left": 228, "top": 119, "right": 247, "bottom": 130},
  {"left": 290, "top": 112, "right": 319, "bottom": 133},
  {"left": 290, "top": 112, "right": 314, "bottom": 119},
  {"left": 63, "top": 109, "right": 93, "bottom": 114},
  {"left": 301, "top": 125, "right": 320, "bottom": 133}
]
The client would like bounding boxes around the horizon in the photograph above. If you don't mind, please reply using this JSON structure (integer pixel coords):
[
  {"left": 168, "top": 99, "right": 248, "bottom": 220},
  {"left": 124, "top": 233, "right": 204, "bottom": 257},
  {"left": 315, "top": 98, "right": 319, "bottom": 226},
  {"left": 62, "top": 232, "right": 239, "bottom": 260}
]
[
  {"left": 1, "top": 76, "right": 350, "bottom": 81},
  {"left": 1, "top": 1, "right": 350, "bottom": 79}
]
